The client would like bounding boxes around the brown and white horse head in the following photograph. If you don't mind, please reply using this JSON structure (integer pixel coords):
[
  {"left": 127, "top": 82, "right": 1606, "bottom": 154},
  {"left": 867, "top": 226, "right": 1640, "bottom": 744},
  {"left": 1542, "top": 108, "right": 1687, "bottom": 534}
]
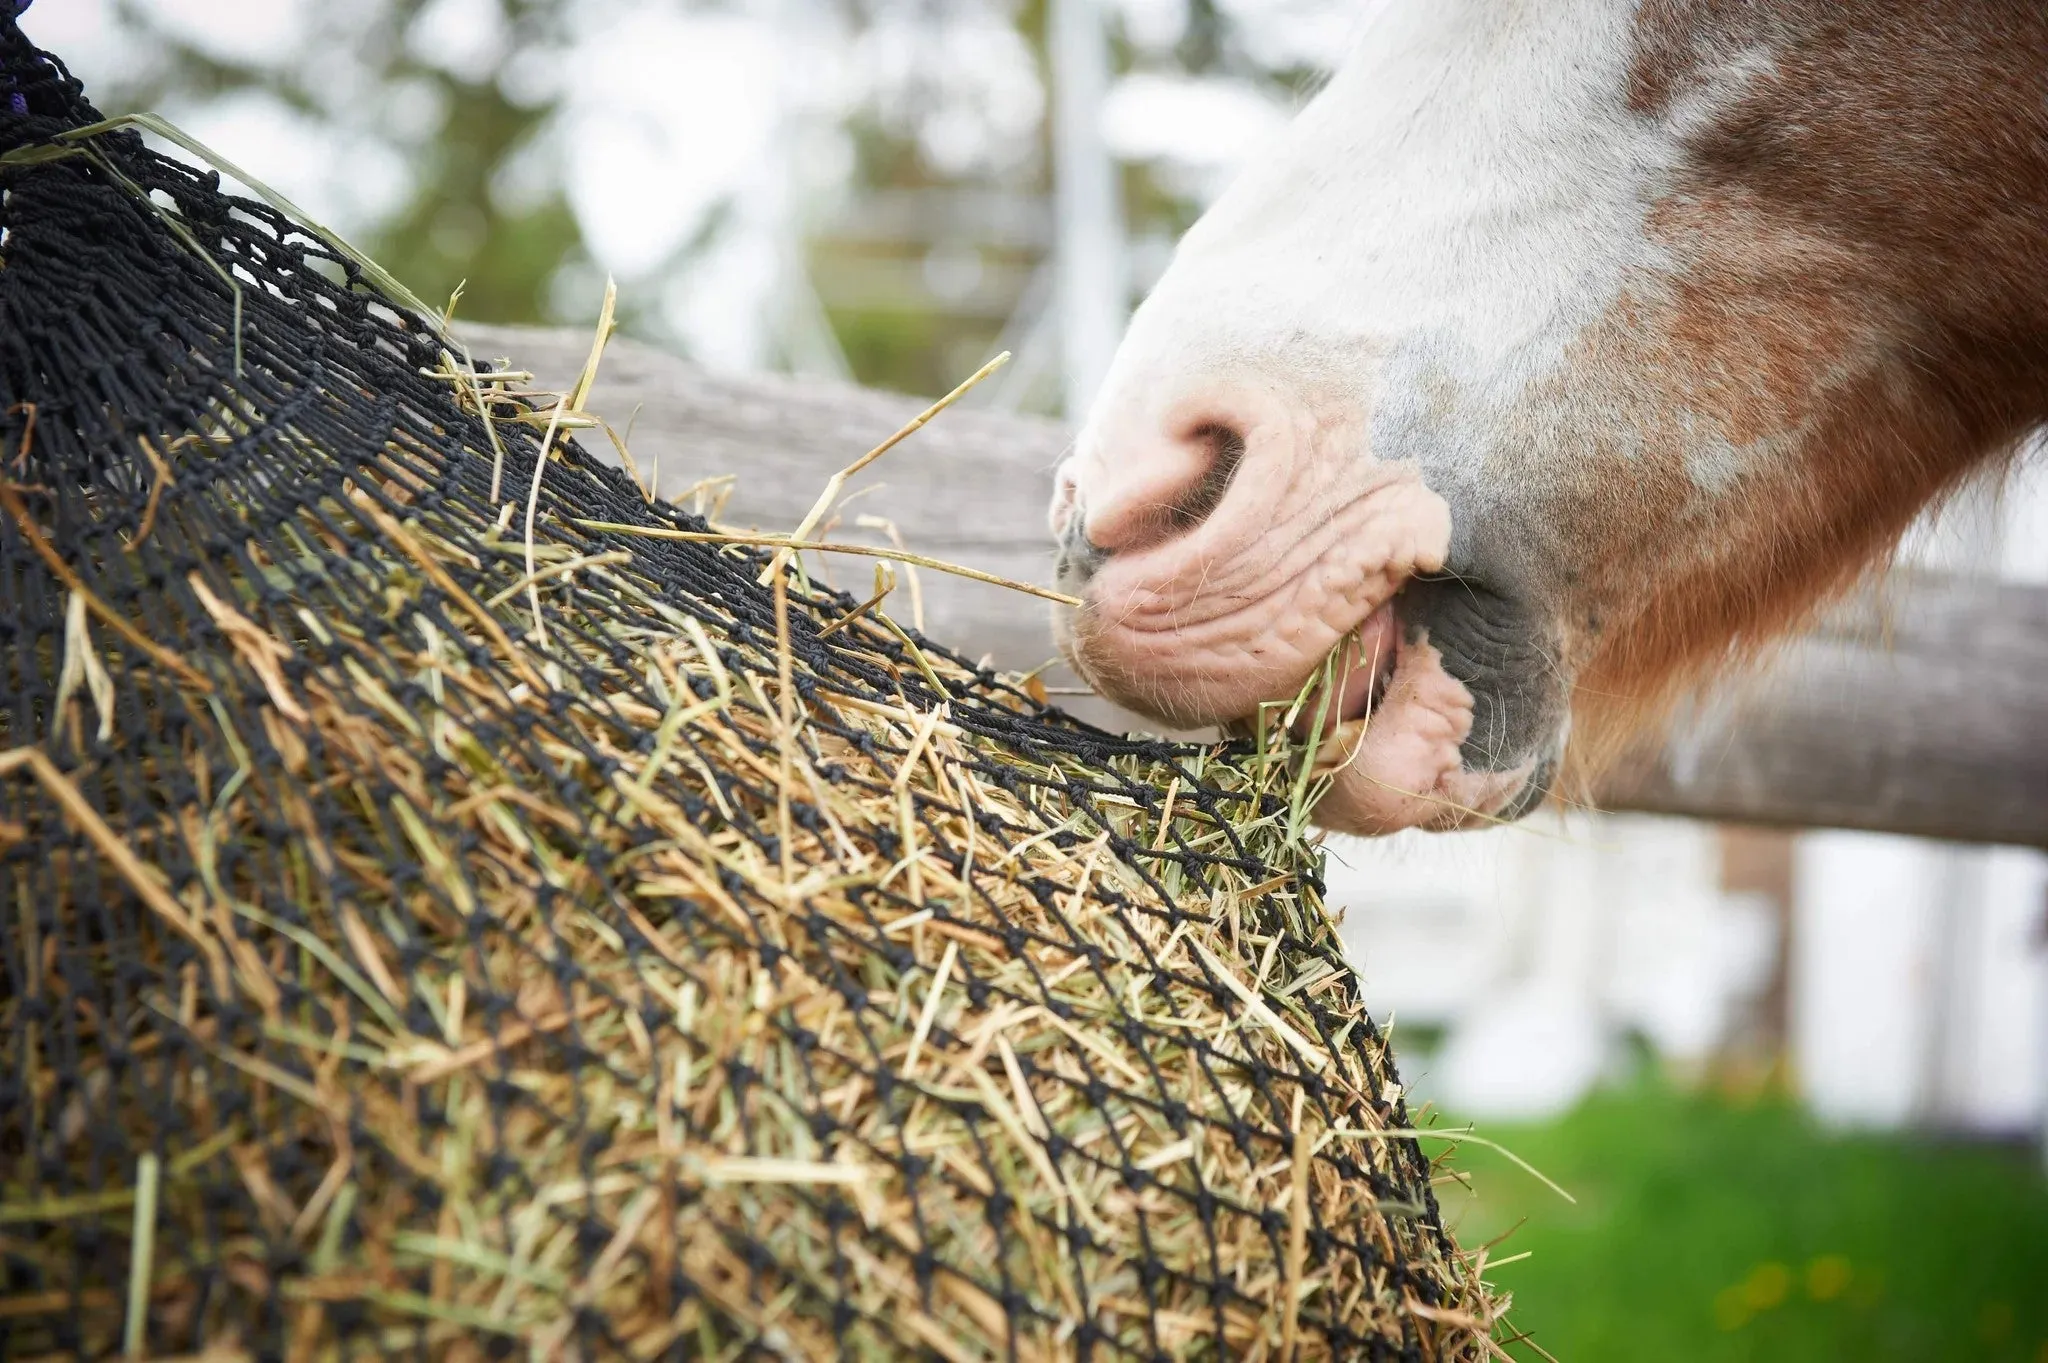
[{"left": 1052, "top": 0, "right": 2048, "bottom": 835}]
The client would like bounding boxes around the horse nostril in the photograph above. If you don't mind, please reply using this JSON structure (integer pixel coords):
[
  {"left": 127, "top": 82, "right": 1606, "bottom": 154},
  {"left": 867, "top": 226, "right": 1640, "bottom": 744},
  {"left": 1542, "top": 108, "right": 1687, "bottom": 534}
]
[
  {"left": 1075, "top": 411, "right": 1250, "bottom": 554},
  {"left": 1168, "top": 422, "right": 1246, "bottom": 532}
]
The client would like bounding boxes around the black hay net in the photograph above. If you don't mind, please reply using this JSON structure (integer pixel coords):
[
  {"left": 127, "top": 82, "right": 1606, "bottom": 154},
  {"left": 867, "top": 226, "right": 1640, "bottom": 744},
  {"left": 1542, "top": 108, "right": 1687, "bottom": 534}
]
[{"left": 0, "top": 19, "right": 1490, "bottom": 1361}]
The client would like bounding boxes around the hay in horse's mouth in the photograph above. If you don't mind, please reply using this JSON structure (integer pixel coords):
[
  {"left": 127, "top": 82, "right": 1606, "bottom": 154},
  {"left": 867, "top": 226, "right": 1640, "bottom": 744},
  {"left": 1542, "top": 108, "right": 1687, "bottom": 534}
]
[
  {"left": 1286, "top": 599, "right": 1402, "bottom": 740},
  {"left": 1340, "top": 601, "right": 1403, "bottom": 722}
]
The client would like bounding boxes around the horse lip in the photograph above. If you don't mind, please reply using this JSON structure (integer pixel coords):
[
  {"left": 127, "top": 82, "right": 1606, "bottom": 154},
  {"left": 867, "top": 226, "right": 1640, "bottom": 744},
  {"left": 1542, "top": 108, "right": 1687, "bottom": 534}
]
[
  {"left": 1075, "top": 465, "right": 1448, "bottom": 649},
  {"left": 1063, "top": 551, "right": 1421, "bottom": 734},
  {"left": 1058, "top": 468, "right": 1450, "bottom": 731}
]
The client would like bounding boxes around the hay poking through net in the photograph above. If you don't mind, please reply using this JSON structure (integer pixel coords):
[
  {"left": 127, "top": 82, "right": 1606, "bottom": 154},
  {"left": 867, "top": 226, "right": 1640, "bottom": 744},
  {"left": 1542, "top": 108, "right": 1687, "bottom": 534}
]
[{"left": 0, "top": 21, "right": 1506, "bottom": 1360}]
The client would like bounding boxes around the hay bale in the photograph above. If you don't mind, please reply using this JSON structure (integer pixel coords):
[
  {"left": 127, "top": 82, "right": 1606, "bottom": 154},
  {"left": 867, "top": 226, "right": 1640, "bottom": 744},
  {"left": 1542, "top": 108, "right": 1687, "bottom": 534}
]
[{"left": 0, "top": 23, "right": 1500, "bottom": 1359}]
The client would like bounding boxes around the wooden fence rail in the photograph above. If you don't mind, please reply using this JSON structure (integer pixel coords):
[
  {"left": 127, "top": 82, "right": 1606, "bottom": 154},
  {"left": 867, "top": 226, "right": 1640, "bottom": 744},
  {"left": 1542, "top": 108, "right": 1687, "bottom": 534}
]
[{"left": 462, "top": 324, "right": 2048, "bottom": 850}]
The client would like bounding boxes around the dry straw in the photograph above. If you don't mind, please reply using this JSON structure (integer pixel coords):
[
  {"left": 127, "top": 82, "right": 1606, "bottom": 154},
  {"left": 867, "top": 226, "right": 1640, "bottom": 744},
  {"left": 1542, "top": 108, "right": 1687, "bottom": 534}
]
[{"left": 0, "top": 106, "right": 1516, "bottom": 1360}]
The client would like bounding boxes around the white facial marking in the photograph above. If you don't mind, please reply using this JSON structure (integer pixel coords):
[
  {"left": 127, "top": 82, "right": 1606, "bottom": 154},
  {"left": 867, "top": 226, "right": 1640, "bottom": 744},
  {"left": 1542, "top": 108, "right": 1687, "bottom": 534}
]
[{"left": 1096, "top": 1, "right": 1679, "bottom": 469}]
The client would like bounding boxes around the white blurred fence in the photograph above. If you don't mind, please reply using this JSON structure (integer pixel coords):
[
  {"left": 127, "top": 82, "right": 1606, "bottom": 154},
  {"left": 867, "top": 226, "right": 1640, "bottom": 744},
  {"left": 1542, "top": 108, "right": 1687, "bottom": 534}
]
[
  {"left": 1329, "top": 817, "right": 1777, "bottom": 1120},
  {"left": 1788, "top": 459, "right": 2048, "bottom": 1140}
]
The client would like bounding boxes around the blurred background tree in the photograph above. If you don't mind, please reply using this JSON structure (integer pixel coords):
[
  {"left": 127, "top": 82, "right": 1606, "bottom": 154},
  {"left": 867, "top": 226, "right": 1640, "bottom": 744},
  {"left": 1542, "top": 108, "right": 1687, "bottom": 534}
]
[
  {"left": 82, "top": 0, "right": 585, "bottom": 324},
  {"left": 46, "top": 0, "right": 1340, "bottom": 404}
]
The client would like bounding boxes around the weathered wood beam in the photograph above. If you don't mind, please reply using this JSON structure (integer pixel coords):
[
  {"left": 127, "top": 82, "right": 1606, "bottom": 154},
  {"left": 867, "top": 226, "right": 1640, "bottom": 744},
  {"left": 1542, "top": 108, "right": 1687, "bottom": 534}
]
[
  {"left": 1599, "top": 573, "right": 2048, "bottom": 848},
  {"left": 458, "top": 324, "right": 1080, "bottom": 692},
  {"left": 460, "top": 324, "right": 2048, "bottom": 848}
]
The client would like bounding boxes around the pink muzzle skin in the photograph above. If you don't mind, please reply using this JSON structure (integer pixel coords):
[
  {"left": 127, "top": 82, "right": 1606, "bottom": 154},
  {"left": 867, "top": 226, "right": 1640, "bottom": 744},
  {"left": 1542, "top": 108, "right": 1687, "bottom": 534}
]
[{"left": 1052, "top": 429, "right": 1540, "bottom": 836}]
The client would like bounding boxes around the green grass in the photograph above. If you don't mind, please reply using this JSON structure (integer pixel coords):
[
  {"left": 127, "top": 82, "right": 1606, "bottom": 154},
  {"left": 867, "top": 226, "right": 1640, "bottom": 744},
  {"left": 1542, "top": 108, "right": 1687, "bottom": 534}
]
[{"left": 1431, "top": 1078, "right": 2048, "bottom": 1362}]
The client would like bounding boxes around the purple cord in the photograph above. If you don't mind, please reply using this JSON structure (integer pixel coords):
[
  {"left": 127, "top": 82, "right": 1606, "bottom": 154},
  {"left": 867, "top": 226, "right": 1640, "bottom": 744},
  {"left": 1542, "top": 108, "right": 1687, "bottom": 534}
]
[{"left": 5, "top": 0, "right": 30, "bottom": 114}]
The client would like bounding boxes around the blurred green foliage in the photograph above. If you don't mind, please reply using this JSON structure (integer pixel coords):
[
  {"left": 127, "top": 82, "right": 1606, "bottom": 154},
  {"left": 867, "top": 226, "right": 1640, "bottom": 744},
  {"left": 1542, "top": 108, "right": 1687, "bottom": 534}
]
[
  {"left": 1442, "top": 1080, "right": 2048, "bottom": 1363},
  {"left": 98, "top": 0, "right": 585, "bottom": 325},
  {"left": 362, "top": 50, "right": 578, "bottom": 326}
]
